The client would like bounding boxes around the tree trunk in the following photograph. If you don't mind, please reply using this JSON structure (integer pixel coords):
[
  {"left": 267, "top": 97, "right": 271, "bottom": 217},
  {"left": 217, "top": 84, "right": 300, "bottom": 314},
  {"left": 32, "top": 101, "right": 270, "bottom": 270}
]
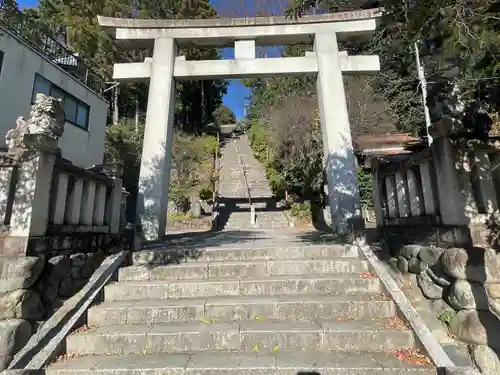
[
  {"left": 201, "top": 80, "right": 207, "bottom": 127},
  {"left": 113, "top": 86, "right": 119, "bottom": 126},
  {"left": 135, "top": 94, "right": 140, "bottom": 134}
]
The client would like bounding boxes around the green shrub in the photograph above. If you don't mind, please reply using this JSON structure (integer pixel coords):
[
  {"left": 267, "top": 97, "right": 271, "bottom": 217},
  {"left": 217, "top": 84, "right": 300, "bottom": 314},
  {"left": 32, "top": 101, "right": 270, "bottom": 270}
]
[
  {"left": 200, "top": 135, "right": 219, "bottom": 155},
  {"left": 357, "top": 168, "right": 373, "bottom": 208},
  {"left": 169, "top": 185, "right": 190, "bottom": 212},
  {"left": 248, "top": 121, "right": 270, "bottom": 163},
  {"left": 289, "top": 202, "right": 312, "bottom": 221},
  {"left": 437, "top": 310, "right": 456, "bottom": 326},
  {"left": 199, "top": 187, "right": 213, "bottom": 201}
]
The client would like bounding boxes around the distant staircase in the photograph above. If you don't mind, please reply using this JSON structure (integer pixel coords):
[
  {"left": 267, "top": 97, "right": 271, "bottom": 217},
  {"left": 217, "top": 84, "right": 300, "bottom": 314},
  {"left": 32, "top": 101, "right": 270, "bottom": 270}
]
[{"left": 217, "top": 135, "right": 291, "bottom": 230}]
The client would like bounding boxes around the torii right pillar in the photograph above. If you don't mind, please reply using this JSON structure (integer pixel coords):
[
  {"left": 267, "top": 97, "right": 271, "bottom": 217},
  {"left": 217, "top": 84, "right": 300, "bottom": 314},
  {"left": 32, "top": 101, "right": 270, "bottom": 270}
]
[{"left": 315, "top": 32, "right": 364, "bottom": 236}]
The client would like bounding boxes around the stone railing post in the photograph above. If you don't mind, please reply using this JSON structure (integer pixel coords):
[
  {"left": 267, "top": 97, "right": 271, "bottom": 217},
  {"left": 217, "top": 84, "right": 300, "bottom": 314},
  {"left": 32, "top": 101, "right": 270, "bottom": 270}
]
[
  {"left": 2, "top": 93, "right": 65, "bottom": 255},
  {"left": 473, "top": 150, "right": 498, "bottom": 214},
  {"left": 385, "top": 175, "right": 398, "bottom": 218},
  {"left": 106, "top": 177, "right": 123, "bottom": 234},
  {"left": 431, "top": 137, "right": 469, "bottom": 226},
  {"left": 406, "top": 168, "right": 424, "bottom": 217},
  {"left": 395, "top": 171, "right": 409, "bottom": 218},
  {"left": 8, "top": 151, "right": 56, "bottom": 254},
  {"left": 370, "top": 160, "right": 385, "bottom": 227},
  {"left": 419, "top": 161, "right": 437, "bottom": 215}
]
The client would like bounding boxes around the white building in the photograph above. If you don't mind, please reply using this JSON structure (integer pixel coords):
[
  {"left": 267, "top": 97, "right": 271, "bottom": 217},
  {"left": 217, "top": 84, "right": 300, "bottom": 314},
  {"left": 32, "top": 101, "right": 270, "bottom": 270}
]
[{"left": 0, "top": 24, "right": 109, "bottom": 168}]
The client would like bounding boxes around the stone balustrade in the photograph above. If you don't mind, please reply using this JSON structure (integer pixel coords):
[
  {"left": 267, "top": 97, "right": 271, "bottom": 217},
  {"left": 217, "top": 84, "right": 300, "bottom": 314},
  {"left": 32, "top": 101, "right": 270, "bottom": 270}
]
[
  {"left": 0, "top": 149, "right": 127, "bottom": 257},
  {"left": 371, "top": 137, "right": 500, "bottom": 248}
]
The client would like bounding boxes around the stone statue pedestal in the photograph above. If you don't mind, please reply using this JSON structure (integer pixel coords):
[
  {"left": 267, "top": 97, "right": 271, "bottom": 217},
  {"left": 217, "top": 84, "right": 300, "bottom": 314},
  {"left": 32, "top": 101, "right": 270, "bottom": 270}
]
[{"left": 17, "top": 134, "right": 59, "bottom": 152}]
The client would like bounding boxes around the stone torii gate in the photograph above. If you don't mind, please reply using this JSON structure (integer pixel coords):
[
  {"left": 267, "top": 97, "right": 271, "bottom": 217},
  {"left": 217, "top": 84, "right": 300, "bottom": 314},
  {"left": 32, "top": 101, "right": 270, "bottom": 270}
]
[{"left": 98, "top": 9, "right": 382, "bottom": 241}]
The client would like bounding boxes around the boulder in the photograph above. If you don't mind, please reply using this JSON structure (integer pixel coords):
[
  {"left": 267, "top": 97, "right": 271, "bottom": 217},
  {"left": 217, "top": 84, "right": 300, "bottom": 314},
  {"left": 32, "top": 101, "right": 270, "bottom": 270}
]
[
  {"left": 430, "top": 299, "right": 450, "bottom": 315},
  {"left": 94, "top": 250, "right": 106, "bottom": 267},
  {"left": 470, "top": 344, "right": 500, "bottom": 375},
  {"left": 408, "top": 258, "right": 429, "bottom": 274},
  {"left": 70, "top": 265, "right": 81, "bottom": 280},
  {"left": 487, "top": 284, "right": 500, "bottom": 299},
  {"left": 397, "top": 256, "right": 409, "bottom": 274},
  {"left": 73, "top": 278, "right": 87, "bottom": 292},
  {"left": 0, "top": 257, "right": 44, "bottom": 293},
  {"left": 0, "top": 289, "right": 44, "bottom": 320},
  {"left": 189, "top": 200, "right": 202, "bottom": 218},
  {"left": 45, "top": 298, "right": 65, "bottom": 317},
  {"left": 48, "top": 255, "right": 70, "bottom": 277},
  {"left": 449, "top": 310, "right": 500, "bottom": 349},
  {"left": 58, "top": 274, "right": 74, "bottom": 298},
  {"left": 491, "top": 299, "right": 500, "bottom": 317},
  {"left": 441, "top": 247, "right": 500, "bottom": 283},
  {"left": 41, "top": 280, "right": 59, "bottom": 304},
  {"left": 70, "top": 253, "right": 86, "bottom": 268},
  {"left": 0, "top": 319, "right": 32, "bottom": 370},
  {"left": 418, "top": 247, "right": 445, "bottom": 267},
  {"left": 448, "top": 280, "right": 489, "bottom": 311},
  {"left": 417, "top": 271, "right": 443, "bottom": 299},
  {"left": 400, "top": 245, "right": 424, "bottom": 260},
  {"left": 427, "top": 265, "right": 452, "bottom": 287},
  {"left": 200, "top": 200, "right": 212, "bottom": 214},
  {"left": 80, "top": 255, "right": 95, "bottom": 279}
]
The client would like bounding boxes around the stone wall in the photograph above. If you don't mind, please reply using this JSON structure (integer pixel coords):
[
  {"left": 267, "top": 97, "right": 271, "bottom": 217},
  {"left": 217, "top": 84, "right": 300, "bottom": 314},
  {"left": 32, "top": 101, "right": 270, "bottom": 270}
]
[
  {"left": 0, "top": 239, "right": 121, "bottom": 370},
  {"left": 388, "top": 242, "right": 500, "bottom": 373}
]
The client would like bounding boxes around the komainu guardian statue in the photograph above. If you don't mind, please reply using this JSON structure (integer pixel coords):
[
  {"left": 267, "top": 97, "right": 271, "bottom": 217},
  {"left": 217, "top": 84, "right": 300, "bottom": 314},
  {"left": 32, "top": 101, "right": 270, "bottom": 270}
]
[{"left": 5, "top": 93, "right": 65, "bottom": 151}]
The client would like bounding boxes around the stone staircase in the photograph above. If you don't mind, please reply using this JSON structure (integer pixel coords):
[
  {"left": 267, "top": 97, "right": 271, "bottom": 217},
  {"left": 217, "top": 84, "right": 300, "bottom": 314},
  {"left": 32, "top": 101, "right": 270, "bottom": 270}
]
[
  {"left": 48, "top": 233, "right": 435, "bottom": 375},
  {"left": 218, "top": 135, "right": 291, "bottom": 230}
]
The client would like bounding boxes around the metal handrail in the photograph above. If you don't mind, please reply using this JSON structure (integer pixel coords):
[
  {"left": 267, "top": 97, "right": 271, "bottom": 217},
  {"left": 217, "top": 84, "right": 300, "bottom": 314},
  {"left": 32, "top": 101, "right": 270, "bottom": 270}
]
[
  {"left": 234, "top": 136, "right": 255, "bottom": 225},
  {"left": 0, "top": 0, "right": 106, "bottom": 94}
]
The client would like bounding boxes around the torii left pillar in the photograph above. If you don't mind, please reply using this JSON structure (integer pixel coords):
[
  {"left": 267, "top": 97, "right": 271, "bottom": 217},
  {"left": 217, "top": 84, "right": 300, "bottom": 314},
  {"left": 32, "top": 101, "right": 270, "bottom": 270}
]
[{"left": 136, "top": 37, "right": 177, "bottom": 241}]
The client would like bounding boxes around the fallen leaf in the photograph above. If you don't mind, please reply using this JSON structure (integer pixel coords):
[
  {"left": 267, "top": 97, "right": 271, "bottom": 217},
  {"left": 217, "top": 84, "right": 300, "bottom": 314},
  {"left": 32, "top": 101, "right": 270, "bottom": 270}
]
[
  {"left": 385, "top": 316, "right": 408, "bottom": 329},
  {"left": 393, "top": 348, "right": 432, "bottom": 366},
  {"left": 360, "top": 272, "right": 376, "bottom": 278}
]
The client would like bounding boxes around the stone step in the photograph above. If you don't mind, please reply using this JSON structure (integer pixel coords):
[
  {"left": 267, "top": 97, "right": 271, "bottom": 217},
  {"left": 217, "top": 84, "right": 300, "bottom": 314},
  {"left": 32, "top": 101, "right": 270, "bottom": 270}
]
[
  {"left": 118, "top": 259, "right": 370, "bottom": 282},
  {"left": 132, "top": 245, "right": 357, "bottom": 265},
  {"left": 48, "top": 351, "right": 435, "bottom": 375},
  {"left": 88, "top": 294, "right": 395, "bottom": 326},
  {"left": 67, "top": 319, "right": 414, "bottom": 356},
  {"left": 109, "top": 275, "right": 381, "bottom": 299}
]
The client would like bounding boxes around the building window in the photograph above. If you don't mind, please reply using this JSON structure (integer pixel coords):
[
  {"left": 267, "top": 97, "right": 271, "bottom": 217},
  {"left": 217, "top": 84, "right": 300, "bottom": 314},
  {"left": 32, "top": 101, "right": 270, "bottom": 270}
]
[{"left": 31, "top": 74, "right": 90, "bottom": 130}]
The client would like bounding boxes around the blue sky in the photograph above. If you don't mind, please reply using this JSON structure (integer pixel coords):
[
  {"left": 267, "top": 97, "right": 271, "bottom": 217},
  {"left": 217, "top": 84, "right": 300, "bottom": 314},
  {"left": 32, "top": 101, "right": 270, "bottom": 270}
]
[{"left": 18, "top": 0, "right": 259, "bottom": 120}]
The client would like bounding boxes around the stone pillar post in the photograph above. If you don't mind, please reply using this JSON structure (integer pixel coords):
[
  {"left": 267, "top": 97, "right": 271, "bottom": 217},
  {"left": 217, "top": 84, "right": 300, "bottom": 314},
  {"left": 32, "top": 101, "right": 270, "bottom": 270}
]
[
  {"left": 9, "top": 151, "right": 56, "bottom": 253},
  {"left": 473, "top": 151, "right": 498, "bottom": 213},
  {"left": 80, "top": 180, "right": 96, "bottom": 226},
  {"left": 93, "top": 184, "right": 107, "bottom": 226},
  {"left": 52, "top": 172, "right": 69, "bottom": 225},
  {"left": 107, "top": 178, "right": 123, "bottom": 235},
  {"left": 136, "top": 37, "right": 177, "bottom": 241},
  {"left": 432, "top": 138, "right": 468, "bottom": 225},
  {"left": 406, "top": 168, "right": 424, "bottom": 217},
  {"left": 385, "top": 175, "right": 398, "bottom": 218},
  {"left": 490, "top": 151, "right": 500, "bottom": 205},
  {"left": 65, "top": 179, "right": 83, "bottom": 225},
  {"left": 419, "top": 161, "right": 437, "bottom": 215},
  {"left": 371, "top": 160, "right": 384, "bottom": 227},
  {"left": 395, "top": 171, "right": 410, "bottom": 218},
  {"left": 314, "top": 32, "right": 360, "bottom": 234}
]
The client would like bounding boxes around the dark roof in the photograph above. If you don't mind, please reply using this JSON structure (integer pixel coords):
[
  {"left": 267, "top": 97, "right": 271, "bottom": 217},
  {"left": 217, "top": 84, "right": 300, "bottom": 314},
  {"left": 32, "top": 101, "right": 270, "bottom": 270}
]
[{"left": 353, "top": 133, "right": 423, "bottom": 156}]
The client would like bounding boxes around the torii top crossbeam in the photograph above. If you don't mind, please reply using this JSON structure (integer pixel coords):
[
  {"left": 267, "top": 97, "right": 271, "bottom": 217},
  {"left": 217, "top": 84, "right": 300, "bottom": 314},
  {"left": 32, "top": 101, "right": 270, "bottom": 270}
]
[{"left": 98, "top": 8, "right": 382, "bottom": 47}]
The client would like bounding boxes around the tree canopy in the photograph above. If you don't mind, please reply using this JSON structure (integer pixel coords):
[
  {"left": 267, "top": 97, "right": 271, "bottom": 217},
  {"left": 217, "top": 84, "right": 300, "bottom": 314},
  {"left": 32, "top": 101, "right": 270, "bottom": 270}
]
[{"left": 213, "top": 105, "right": 236, "bottom": 125}]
